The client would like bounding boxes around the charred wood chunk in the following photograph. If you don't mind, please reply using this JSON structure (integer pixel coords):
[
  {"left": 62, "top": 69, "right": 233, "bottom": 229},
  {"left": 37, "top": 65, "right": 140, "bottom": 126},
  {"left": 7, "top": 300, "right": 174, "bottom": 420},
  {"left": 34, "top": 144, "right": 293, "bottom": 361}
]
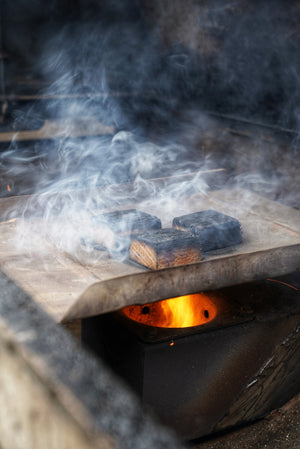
[
  {"left": 172, "top": 210, "right": 242, "bottom": 252},
  {"left": 130, "top": 228, "right": 203, "bottom": 270},
  {"left": 90, "top": 209, "right": 162, "bottom": 252}
]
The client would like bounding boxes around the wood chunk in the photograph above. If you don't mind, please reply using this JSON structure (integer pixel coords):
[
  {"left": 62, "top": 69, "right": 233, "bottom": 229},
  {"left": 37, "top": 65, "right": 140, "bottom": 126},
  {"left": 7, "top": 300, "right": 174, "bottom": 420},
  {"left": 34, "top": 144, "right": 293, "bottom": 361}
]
[
  {"left": 89, "top": 209, "right": 162, "bottom": 252},
  {"left": 172, "top": 209, "right": 242, "bottom": 252},
  {"left": 130, "top": 228, "right": 203, "bottom": 270}
]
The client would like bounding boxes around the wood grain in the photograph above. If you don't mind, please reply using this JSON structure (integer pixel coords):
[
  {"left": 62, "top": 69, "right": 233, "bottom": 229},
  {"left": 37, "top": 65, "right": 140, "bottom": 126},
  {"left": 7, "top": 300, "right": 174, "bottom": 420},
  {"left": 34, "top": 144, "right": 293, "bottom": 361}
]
[
  {"left": 130, "top": 240, "right": 202, "bottom": 269},
  {"left": 130, "top": 228, "right": 203, "bottom": 269}
]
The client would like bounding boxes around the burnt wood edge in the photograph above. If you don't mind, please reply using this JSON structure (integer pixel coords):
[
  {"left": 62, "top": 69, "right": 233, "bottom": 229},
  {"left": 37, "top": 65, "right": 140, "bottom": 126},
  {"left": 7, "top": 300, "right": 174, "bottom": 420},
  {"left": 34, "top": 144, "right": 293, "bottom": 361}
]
[
  {"left": 63, "top": 244, "right": 300, "bottom": 321},
  {"left": 0, "top": 270, "right": 180, "bottom": 449}
]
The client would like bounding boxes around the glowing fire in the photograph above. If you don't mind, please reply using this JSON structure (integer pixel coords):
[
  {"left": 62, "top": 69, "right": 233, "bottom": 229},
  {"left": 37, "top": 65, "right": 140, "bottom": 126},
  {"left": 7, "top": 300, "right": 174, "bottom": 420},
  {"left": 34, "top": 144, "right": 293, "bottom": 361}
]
[
  {"left": 122, "top": 293, "right": 218, "bottom": 328},
  {"left": 7, "top": 185, "right": 11, "bottom": 192}
]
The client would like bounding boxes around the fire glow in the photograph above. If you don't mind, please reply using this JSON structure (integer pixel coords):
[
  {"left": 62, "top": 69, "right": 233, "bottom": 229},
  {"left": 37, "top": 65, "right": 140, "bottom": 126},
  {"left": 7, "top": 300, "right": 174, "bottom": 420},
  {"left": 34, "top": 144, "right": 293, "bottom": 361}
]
[{"left": 122, "top": 293, "right": 218, "bottom": 328}]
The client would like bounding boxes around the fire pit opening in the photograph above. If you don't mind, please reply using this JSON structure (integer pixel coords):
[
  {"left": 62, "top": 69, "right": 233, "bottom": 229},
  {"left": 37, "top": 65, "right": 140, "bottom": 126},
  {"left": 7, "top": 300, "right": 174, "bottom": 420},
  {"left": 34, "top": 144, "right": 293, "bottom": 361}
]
[{"left": 122, "top": 293, "right": 218, "bottom": 328}]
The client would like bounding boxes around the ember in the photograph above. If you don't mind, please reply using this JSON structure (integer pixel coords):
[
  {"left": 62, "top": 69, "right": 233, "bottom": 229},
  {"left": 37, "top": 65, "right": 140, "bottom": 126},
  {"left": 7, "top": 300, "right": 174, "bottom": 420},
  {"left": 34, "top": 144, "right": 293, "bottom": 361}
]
[{"left": 122, "top": 293, "right": 218, "bottom": 328}]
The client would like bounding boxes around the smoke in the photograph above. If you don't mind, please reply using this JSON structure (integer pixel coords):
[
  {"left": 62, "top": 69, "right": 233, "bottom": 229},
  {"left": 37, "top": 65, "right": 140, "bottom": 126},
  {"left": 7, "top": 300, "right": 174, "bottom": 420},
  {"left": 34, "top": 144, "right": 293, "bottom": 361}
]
[
  {"left": 208, "top": 0, "right": 300, "bottom": 128},
  {"left": 4, "top": 1, "right": 300, "bottom": 125},
  {"left": 1, "top": 0, "right": 300, "bottom": 262}
]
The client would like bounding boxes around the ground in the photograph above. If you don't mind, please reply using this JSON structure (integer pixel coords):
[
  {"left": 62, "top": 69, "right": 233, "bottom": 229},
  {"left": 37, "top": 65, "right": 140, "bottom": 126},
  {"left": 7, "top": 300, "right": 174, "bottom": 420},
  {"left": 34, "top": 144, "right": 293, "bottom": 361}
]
[{"left": 192, "top": 393, "right": 300, "bottom": 449}]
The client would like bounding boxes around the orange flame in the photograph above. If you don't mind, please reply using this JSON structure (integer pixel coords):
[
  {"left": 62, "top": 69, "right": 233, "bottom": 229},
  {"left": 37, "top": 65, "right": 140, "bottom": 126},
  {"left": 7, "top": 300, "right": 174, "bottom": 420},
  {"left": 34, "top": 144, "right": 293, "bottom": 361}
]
[
  {"left": 7, "top": 185, "right": 11, "bottom": 192},
  {"left": 122, "top": 293, "right": 218, "bottom": 328}
]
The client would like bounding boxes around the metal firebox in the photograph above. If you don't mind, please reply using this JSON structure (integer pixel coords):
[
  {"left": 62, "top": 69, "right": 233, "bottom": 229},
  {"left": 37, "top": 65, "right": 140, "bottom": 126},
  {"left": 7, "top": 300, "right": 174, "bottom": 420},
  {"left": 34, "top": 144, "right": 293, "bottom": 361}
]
[{"left": 82, "top": 274, "right": 300, "bottom": 440}]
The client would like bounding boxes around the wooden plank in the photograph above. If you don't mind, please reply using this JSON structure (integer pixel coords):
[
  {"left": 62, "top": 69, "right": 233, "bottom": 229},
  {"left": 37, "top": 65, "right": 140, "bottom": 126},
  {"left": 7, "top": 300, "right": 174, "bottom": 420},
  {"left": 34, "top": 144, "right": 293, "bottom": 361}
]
[
  {"left": 0, "top": 321, "right": 114, "bottom": 449},
  {"left": 0, "top": 118, "right": 114, "bottom": 142},
  {"left": 0, "top": 188, "right": 299, "bottom": 322},
  {"left": 0, "top": 271, "right": 181, "bottom": 449},
  {"left": 0, "top": 222, "right": 101, "bottom": 320}
]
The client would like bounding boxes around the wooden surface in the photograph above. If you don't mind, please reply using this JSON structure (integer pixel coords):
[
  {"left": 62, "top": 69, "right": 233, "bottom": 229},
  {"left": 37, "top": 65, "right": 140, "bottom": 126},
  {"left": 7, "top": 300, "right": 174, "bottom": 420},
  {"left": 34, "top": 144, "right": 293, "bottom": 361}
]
[
  {"left": 0, "top": 118, "right": 115, "bottom": 142},
  {"left": 0, "top": 319, "right": 114, "bottom": 449},
  {"left": 0, "top": 186, "right": 299, "bottom": 322},
  {"left": 0, "top": 271, "right": 180, "bottom": 449}
]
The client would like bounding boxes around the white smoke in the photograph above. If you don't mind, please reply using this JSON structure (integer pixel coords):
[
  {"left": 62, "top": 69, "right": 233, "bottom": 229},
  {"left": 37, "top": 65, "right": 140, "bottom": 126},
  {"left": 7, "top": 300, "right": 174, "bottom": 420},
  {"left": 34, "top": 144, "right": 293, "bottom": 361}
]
[{"left": 1, "top": 0, "right": 300, "bottom": 265}]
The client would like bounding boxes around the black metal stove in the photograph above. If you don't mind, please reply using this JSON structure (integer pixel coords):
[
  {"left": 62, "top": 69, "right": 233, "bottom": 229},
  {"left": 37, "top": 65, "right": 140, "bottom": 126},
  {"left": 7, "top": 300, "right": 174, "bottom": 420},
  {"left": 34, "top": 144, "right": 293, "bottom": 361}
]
[{"left": 82, "top": 273, "right": 300, "bottom": 440}]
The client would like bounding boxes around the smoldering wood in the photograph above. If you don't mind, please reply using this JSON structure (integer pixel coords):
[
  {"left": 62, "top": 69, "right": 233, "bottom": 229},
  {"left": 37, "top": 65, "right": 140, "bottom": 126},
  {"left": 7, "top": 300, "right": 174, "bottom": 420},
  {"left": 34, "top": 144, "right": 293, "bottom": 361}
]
[
  {"left": 172, "top": 209, "right": 242, "bottom": 252},
  {"left": 92, "top": 209, "right": 161, "bottom": 234},
  {"left": 0, "top": 270, "right": 181, "bottom": 449},
  {"left": 89, "top": 209, "right": 162, "bottom": 252},
  {"left": 130, "top": 228, "right": 203, "bottom": 269},
  {"left": 0, "top": 187, "right": 299, "bottom": 322}
]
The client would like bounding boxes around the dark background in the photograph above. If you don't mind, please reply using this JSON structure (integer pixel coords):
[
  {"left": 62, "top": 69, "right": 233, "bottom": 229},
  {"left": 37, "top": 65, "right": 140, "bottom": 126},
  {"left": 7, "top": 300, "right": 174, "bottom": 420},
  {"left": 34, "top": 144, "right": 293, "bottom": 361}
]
[{"left": 2, "top": 0, "right": 300, "bottom": 129}]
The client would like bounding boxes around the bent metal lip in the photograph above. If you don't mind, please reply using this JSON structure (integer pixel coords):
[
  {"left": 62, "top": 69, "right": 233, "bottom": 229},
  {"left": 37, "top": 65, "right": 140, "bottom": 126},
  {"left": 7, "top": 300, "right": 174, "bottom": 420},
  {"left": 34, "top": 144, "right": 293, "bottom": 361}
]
[{"left": 0, "top": 186, "right": 299, "bottom": 323}]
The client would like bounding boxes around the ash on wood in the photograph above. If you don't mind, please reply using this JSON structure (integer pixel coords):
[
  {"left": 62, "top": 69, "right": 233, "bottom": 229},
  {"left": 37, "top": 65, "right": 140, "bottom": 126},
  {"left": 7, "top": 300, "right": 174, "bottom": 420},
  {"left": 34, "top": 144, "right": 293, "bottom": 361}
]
[
  {"left": 173, "top": 209, "right": 242, "bottom": 252},
  {"left": 89, "top": 209, "right": 161, "bottom": 252},
  {"left": 130, "top": 228, "right": 203, "bottom": 270}
]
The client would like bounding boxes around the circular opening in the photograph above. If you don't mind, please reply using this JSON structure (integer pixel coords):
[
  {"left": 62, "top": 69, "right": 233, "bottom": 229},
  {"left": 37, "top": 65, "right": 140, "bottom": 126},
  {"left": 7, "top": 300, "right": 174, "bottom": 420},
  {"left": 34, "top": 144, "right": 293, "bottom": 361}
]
[{"left": 122, "top": 293, "right": 218, "bottom": 329}]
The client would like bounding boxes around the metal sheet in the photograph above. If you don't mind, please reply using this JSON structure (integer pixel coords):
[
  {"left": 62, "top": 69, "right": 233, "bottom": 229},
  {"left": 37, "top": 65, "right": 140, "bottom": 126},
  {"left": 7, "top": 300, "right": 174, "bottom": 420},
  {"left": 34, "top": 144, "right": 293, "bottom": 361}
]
[{"left": 0, "top": 187, "right": 299, "bottom": 322}]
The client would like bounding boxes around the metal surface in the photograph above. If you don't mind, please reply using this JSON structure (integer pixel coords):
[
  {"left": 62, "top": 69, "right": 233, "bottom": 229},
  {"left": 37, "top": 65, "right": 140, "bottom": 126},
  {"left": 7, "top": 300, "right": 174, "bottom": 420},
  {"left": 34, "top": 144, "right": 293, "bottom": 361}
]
[
  {"left": 65, "top": 244, "right": 300, "bottom": 321},
  {"left": 0, "top": 187, "right": 299, "bottom": 322}
]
